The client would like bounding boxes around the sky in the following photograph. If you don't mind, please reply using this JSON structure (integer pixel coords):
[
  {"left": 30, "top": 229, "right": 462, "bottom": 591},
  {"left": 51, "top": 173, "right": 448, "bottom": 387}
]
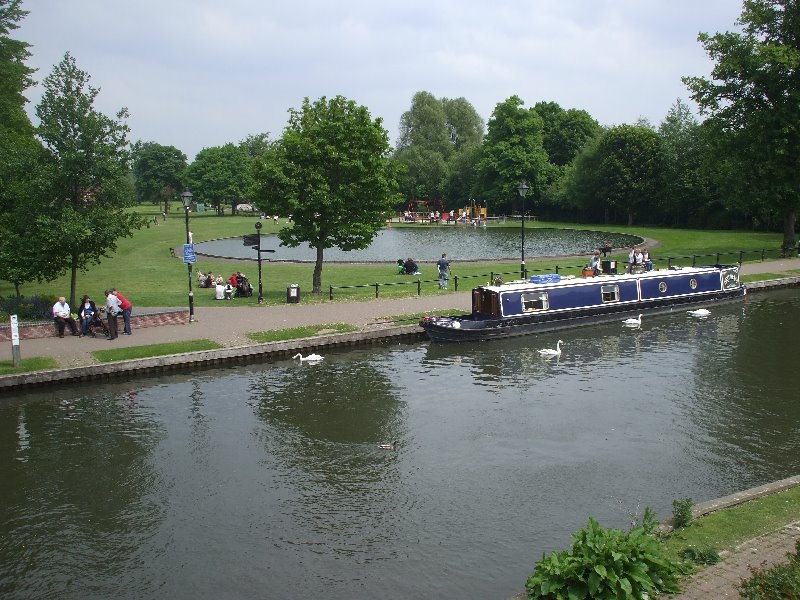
[{"left": 16, "top": 0, "right": 744, "bottom": 161}]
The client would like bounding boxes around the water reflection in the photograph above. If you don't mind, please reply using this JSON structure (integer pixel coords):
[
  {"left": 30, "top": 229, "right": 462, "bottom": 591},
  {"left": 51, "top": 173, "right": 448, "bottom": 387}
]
[{"left": 1, "top": 290, "right": 799, "bottom": 599}]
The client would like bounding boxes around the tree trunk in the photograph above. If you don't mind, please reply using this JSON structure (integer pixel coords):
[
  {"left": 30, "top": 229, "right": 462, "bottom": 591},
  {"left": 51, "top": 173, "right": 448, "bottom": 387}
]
[
  {"left": 313, "top": 246, "right": 324, "bottom": 294},
  {"left": 69, "top": 253, "right": 79, "bottom": 309},
  {"left": 783, "top": 209, "right": 797, "bottom": 255},
  {"left": 627, "top": 209, "right": 634, "bottom": 227},
  {"left": 14, "top": 282, "right": 20, "bottom": 298}
]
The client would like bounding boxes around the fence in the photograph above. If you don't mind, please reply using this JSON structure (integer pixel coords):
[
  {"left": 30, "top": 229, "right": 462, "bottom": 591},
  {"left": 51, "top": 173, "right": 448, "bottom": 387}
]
[{"left": 327, "top": 247, "right": 795, "bottom": 300}]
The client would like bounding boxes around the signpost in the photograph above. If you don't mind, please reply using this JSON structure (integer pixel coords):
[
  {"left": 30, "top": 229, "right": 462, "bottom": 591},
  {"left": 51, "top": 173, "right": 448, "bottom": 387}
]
[
  {"left": 245, "top": 227, "right": 275, "bottom": 303},
  {"left": 10, "top": 314, "right": 21, "bottom": 367}
]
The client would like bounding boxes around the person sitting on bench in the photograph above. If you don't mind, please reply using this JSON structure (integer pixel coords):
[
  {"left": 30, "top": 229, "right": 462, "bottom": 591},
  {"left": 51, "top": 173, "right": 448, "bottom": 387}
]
[{"left": 52, "top": 296, "right": 79, "bottom": 337}]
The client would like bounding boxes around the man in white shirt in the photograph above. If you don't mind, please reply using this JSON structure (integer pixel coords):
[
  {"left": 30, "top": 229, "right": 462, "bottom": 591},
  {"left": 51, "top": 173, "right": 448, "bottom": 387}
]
[
  {"left": 105, "top": 289, "right": 121, "bottom": 340},
  {"left": 52, "top": 297, "right": 78, "bottom": 337}
]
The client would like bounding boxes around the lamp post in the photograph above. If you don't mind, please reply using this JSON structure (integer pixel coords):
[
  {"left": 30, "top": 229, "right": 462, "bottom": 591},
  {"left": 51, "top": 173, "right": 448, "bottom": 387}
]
[
  {"left": 255, "top": 221, "right": 264, "bottom": 304},
  {"left": 517, "top": 181, "right": 529, "bottom": 278},
  {"left": 181, "top": 189, "right": 196, "bottom": 322}
]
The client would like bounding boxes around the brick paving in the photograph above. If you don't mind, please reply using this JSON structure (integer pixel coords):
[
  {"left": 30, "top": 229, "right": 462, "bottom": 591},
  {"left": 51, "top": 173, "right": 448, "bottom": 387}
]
[{"left": 668, "top": 523, "right": 800, "bottom": 599}]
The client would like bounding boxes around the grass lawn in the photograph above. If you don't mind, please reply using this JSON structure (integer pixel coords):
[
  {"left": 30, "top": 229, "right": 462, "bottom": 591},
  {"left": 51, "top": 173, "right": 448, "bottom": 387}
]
[
  {"left": 246, "top": 322, "right": 358, "bottom": 343},
  {"left": 0, "top": 356, "right": 59, "bottom": 375},
  {"left": 0, "top": 204, "right": 786, "bottom": 308},
  {"left": 663, "top": 486, "right": 800, "bottom": 560},
  {"left": 91, "top": 339, "right": 223, "bottom": 362}
]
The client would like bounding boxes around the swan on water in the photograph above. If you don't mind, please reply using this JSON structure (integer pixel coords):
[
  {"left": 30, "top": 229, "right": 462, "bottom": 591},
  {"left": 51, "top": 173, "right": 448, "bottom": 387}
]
[
  {"left": 379, "top": 441, "right": 398, "bottom": 450},
  {"left": 293, "top": 352, "right": 323, "bottom": 362},
  {"left": 687, "top": 308, "right": 711, "bottom": 317},
  {"left": 538, "top": 340, "right": 563, "bottom": 356},
  {"left": 623, "top": 314, "right": 643, "bottom": 326}
]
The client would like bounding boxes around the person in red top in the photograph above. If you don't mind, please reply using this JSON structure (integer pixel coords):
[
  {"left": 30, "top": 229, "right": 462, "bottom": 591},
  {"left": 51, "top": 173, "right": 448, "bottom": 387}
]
[
  {"left": 112, "top": 289, "right": 133, "bottom": 335},
  {"left": 229, "top": 273, "right": 238, "bottom": 287}
]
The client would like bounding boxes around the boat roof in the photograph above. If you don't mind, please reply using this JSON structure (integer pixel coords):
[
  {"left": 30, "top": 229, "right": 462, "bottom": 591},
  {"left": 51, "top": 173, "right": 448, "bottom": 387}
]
[{"left": 482, "top": 265, "right": 736, "bottom": 293}]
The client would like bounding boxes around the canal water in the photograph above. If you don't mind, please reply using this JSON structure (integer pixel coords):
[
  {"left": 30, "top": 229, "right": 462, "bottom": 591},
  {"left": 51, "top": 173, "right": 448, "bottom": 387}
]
[
  {"left": 196, "top": 227, "right": 640, "bottom": 262},
  {"left": 1, "top": 289, "right": 799, "bottom": 600}
]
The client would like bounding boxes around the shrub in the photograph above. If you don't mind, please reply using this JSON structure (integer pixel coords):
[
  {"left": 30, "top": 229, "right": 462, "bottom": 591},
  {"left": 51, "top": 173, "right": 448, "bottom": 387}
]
[
  {"left": 0, "top": 295, "right": 58, "bottom": 322},
  {"left": 672, "top": 497, "right": 694, "bottom": 528},
  {"left": 525, "top": 516, "right": 687, "bottom": 599},
  {"left": 738, "top": 539, "right": 800, "bottom": 599},
  {"left": 680, "top": 545, "right": 721, "bottom": 565}
]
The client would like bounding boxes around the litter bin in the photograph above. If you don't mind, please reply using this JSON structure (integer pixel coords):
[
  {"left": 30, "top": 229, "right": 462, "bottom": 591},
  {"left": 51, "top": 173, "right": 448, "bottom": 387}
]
[
  {"left": 287, "top": 284, "right": 300, "bottom": 304},
  {"left": 601, "top": 260, "right": 617, "bottom": 274}
]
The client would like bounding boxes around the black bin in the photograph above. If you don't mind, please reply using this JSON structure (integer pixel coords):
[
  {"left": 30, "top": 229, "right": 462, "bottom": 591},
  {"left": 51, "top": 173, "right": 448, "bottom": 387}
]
[
  {"left": 601, "top": 260, "right": 617, "bottom": 274},
  {"left": 286, "top": 284, "right": 300, "bottom": 303}
]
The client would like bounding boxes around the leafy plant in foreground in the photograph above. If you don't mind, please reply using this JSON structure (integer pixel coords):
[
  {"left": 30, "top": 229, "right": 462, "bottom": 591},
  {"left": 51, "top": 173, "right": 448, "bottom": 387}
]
[{"left": 525, "top": 516, "right": 687, "bottom": 599}]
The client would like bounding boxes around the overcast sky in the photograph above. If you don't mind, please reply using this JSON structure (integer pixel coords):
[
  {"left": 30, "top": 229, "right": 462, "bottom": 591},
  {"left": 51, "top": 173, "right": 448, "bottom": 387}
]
[{"left": 17, "top": 0, "right": 743, "bottom": 161}]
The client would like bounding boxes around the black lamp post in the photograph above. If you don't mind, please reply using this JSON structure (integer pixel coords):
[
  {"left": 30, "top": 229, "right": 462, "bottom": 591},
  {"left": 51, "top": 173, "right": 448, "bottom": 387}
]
[
  {"left": 255, "top": 221, "right": 264, "bottom": 304},
  {"left": 517, "top": 181, "right": 529, "bottom": 278},
  {"left": 181, "top": 189, "right": 196, "bottom": 322}
]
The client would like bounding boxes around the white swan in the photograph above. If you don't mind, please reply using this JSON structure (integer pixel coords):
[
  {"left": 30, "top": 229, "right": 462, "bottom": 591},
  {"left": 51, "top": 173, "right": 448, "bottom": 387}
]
[
  {"left": 293, "top": 352, "right": 323, "bottom": 363},
  {"left": 378, "top": 441, "right": 398, "bottom": 450},
  {"left": 538, "top": 340, "right": 563, "bottom": 356},
  {"left": 623, "top": 314, "right": 643, "bottom": 326},
  {"left": 687, "top": 308, "right": 711, "bottom": 317}
]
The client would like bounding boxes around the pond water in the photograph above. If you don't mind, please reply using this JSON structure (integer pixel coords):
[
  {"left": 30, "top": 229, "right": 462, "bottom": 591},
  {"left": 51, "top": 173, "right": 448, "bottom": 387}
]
[
  {"left": 196, "top": 227, "right": 640, "bottom": 262},
  {"left": 2, "top": 289, "right": 799, "bottom": 600}
]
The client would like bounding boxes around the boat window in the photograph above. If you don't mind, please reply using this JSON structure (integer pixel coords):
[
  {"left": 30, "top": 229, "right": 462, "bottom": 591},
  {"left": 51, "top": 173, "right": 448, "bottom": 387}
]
[
  {"left": 601, "top": 284, "right": 620, "bottom": 303},
  {"left": 522, "top": 291, "right": 549, "bottom": 312},
  {"left": 659, "top": 282, "right": 668, "bottom": 293},
  {"left": 689, "top": 278, "right": 698, "bottom": 290}
]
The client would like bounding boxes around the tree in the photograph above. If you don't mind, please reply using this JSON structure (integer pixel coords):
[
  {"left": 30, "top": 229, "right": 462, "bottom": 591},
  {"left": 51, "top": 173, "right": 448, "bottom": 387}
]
[
  {"left": 394, "top": 91, "right": 484, "bottom": 206},
  {"left": 131, "top": 141, "right": 187, "bottom": 213},
  {"left": 239, "top": 132, "right": 273, "bottom": 158},
  {"left": 252, "top": 95, "right": 399, "bottom": 294},
  {"left": 533, "top": 102, "right": 600, "bottom": 168},
  {"left": 683, "top": 0, "right": 800, "bottom": 251},
  {"left": 595, "top": 125, "right": 663, "bottom": 226},
  {"left": 35, "top": 52, "right": 141, "bottom": 307},
  {"left": 474, "top": 96, "right": 552, "bottom": 214},
  {"left": 0, "top": 0, "right": 57, "bottom": 296},
  {"left": 185, "top": 143, "right": 252, "bottom": 215}
]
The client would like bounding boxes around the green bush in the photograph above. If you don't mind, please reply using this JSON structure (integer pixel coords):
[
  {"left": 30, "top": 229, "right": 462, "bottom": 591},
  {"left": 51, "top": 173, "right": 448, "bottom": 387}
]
[
  {"left": 525, "top": 516, "right": 687, "bottom": 599},
  {"left": 738, "top": 539, "right": 800, "bottom": 599},
  {"left": 672, "top": 497, "right": 694, "bottom": 528},
  {"left": 680, "top": 544, "right": 721, "bottom": 565}
]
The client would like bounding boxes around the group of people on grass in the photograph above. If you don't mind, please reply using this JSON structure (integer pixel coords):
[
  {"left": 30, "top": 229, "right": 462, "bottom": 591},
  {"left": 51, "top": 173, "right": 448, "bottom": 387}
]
[
  {"left": 586, "top": 245, "right": 653, "bottom": 276},
  {"left": 197, "top": 271, "right": 252, "bottom": 300},
  {"left": 52, "top": 289, "right": 133, "bottom": 340},
  {"left": 395, "top": 254, "right": 451, "bottom": 289}
]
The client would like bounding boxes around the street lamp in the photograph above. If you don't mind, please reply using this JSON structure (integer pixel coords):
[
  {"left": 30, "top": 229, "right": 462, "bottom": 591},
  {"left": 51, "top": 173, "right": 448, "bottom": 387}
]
[
  {"left": 255, "top": 221, "right": 264, "bottom": 304},
  {"left": 517, "top": 181, "right": 529, "bottom": 278},
  {"left": 181, "top": 189, "right": 196, "bottom": 322}
]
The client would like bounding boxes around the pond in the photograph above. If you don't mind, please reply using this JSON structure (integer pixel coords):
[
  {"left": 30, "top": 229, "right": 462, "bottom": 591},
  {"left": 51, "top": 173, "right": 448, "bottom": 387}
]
[
  {"left": 2, "top": 289, "right": 798, "bottom": 600},
  {"left": 195, "top": 227, "right": 641, "bottom": 262}
]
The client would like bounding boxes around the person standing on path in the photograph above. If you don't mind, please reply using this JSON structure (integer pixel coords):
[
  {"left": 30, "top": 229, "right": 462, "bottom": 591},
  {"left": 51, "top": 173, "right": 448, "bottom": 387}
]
[
  {"left": 113, "top": 289, "right": 133, "bottom": 335},
  {"left": 437, "top": 253, "right": 451, "bottom": 289},
  {"left": 105, "top": 290, "right": 121, "bottom": 340}
]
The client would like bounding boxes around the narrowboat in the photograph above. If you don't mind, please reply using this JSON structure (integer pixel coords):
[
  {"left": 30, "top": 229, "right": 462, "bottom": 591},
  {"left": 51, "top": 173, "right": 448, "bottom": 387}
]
[{"left": 420, "top": 264, "right": 746, "bottom": 343}]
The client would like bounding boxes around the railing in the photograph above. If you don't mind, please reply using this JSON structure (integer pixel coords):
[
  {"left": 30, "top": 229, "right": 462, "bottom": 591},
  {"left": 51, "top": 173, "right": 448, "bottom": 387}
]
[{"left": 326, "top": 247, "right": 796, "bottom": 300}]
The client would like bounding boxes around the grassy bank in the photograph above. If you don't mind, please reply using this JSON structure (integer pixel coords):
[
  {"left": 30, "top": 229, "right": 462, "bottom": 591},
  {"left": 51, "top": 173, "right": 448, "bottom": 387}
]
[{"left": 0, "top": 205, "right": 785, "bottom": 307}]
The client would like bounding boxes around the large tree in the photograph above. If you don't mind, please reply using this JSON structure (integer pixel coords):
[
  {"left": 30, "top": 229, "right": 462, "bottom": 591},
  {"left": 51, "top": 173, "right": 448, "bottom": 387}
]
[
  {"left": 683, "top": 0, "right": 800, "bottom": 251},
  {"left": 595, "top": 125, "right": 663, "bottom": 226},
  {"left": 474, "top": 96, "right": 552, "bottom": 214},
  {"left": 36, "top": 52, "right": 140, "bottom": 306},
  {"left": 252, "top": 95, "right": 399, "bottom": 294},
  {"left": 185, "top": 143, "right": 252, "bottom": 215},
  {"left": 0, "top": 0, "right": 57, "bottom": 296},
  {"left": 131, "top": 141, "right": 187, "bottom": 213}
]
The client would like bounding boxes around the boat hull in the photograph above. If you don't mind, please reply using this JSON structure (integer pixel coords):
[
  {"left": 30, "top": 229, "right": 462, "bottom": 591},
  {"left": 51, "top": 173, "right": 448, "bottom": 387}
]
[{"left": 420, "top": 266, "right": 746, "bottom": 343}]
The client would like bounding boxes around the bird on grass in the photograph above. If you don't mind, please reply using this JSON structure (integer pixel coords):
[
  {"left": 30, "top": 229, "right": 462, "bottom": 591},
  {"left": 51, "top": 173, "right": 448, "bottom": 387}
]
[
  {"left": 687, "top": 308, "right": 711, "bottom": 317},
  {"left": 293, "top": 352, "right": 323, "bottom": 363},
  {"left": 537, "top": 340, "right": 563, "bottom": 356},
  {"left": 623, "top": 314, "right": 643, "bottom": 326}
]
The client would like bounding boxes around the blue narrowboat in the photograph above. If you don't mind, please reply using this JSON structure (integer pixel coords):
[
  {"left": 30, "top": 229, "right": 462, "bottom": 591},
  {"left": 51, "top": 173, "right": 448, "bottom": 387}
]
[{"left": 420, "top": 264, "right": 746, "bottom": 342}]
